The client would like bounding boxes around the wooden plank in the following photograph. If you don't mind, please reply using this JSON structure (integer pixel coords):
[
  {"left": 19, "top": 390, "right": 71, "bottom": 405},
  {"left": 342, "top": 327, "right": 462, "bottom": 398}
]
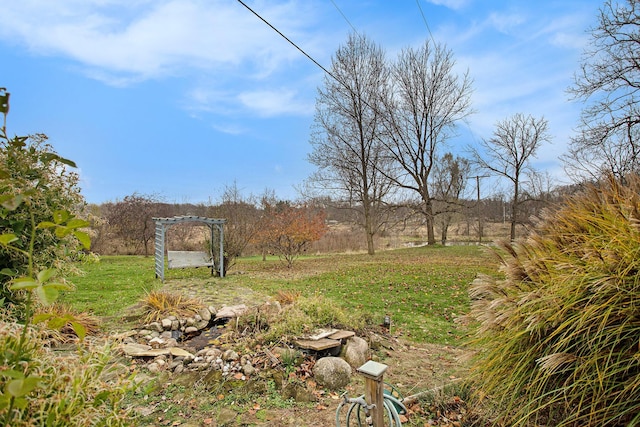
[
  {"left": 294, "top": 338, "right": 341, "bottom": 351},
  {"left": 328, "top": 330, "right": 355, "bottom": 340},
  {"left": 306, "top": 328, "right": 338, "bottom": 340}
]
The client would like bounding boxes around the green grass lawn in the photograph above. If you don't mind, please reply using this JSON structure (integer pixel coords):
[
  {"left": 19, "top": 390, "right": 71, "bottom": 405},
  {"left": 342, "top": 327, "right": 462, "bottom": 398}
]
[{"left": 61, "top": 245, "right": 499, "bottom": 345}]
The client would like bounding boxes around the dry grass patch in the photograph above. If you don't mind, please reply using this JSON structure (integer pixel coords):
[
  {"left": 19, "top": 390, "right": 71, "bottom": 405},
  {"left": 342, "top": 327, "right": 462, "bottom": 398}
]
[
  {"left": 33, "top": 303, "right": 101, "bottom": 343},
  {"left": 139, "top": 290, "right": 204, "bottom": 323}
]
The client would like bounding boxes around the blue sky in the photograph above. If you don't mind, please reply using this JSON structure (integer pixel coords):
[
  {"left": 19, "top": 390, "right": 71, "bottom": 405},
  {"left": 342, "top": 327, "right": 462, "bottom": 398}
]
[{"left": 1, "top": 0, "right": 602, "bottom": 204}]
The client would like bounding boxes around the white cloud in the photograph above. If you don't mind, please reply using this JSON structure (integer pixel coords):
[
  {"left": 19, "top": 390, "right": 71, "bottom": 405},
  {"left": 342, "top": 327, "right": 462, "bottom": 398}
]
[
  {"left": 486, "top": 11, "right": 525, "bottom": 34},
  {"left": 238, "top": 88, "right": 313, "bottom": 117},
  {"left": 211, "top": 122, "right": 247, "bottom": 135},
  {"left": 1, "top": 0, "right": 320, "bottom": 81},
  {"left": 425, "top": 0, "right": 470, "bottom": 11}
]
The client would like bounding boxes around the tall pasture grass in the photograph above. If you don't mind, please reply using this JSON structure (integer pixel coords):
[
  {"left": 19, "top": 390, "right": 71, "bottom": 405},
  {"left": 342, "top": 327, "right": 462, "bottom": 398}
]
[{"left": 468, "top": 175, "right": 640, "bottom": 426}]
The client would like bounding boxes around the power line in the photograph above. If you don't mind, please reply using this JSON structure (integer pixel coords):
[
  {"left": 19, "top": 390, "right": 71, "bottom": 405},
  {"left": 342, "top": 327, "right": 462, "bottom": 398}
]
[
  {"left": 235, "top": 0, "right": 338, "bottom": 84},
  {"left": 415, "top": 0, "right": 436, "bottom": 44},
  {"left": 330, "top": 0, "right": 358, "bottom": 34},
  {"left": 236, "top": 1, "right": 381, "bottom": 118}
]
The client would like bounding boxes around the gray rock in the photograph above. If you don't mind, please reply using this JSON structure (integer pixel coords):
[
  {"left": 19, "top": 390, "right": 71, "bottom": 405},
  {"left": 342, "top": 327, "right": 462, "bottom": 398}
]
[
  {"left": 243, "top": 363, "right": 256, "bottom": 376},
  {"left": 147, "top": 362, "right": 161, "bottom": 373},
  {"left": 161, "top": 318, "right": 172, "bottom": 330},
  {"left": 313, "top": 357, "right": 352, "bottom": 390},
  {"left": 148, "top": 322, "right": 163, "bottom": 333},
  {"left": 223, "top": 349, "right": 239, "bottom": 361},
  {"left": 282, "top": 381, "right": 317, "bottom": 403},
  {"left": 195, "top": 320, "right": 209, "bottom": 330},
  {"left": 121, "top": 343, "right": 152, "bottom": 356},
  {"left": 171, "top": 320, "right": 180, "bottom": 331},
  {"left": 216, "top": 304, "right": 247, "bottom": 319},
  {"left": 184, "top": 326, "right": 198, "bottom": 334},
  {"left": 169, "top": 347, "right": 194, "bottom": 358},
  {"left": 343, "top": 336, "right": 369, "bottom": 369},
  {"left": 199, "top": 307, "right": 212, "bottom": 322},
  {"left": 148, "top": 337, "right": 165, "bottom": 348}
]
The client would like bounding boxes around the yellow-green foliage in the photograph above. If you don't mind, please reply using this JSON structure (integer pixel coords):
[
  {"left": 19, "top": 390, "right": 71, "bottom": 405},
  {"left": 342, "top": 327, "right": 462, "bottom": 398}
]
[
  {"left": 261, "top": 293, "right": 367, "bottom": 342},
  {"left": 469, "top": 176, "right": 640, "bottom": 427},
  {"left": 0, "top": 322, "right": 136, "bottom": 426},
  {"left": 139, "top": 290, "right": 203, "bottom": 323}
]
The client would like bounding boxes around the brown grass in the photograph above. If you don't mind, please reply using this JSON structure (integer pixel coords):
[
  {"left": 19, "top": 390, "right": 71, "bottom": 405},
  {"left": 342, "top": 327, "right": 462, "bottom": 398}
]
[{"left": 139, "top": 290, "right": 204, "bottom": 323}]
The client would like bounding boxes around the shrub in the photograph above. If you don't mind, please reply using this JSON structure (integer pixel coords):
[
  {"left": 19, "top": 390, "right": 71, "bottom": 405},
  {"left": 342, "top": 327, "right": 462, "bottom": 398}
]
[
  {"left": 0, "top": 131, "right": 86, "bottom": 314},
  {"left": 0, "top": 96, "right": 133, "bottom": 426},
  {"left": 468, "top": 175, "right": 640, "bottom": 426}
]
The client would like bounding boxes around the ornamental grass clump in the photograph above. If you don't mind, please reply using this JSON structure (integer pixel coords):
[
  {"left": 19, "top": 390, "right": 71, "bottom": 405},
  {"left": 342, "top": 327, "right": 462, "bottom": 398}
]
[
  {"left": 139, "top": 290, "right": 203, "bottom": 324},
  {"left": 468, "top": 175, "right": 640, "bottom": 427}
]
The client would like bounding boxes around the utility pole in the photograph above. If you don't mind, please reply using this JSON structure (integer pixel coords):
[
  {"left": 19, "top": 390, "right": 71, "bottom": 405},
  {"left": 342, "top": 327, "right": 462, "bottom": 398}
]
[{"left": 0, "top": 88, "right": 9, "bottom": 135}]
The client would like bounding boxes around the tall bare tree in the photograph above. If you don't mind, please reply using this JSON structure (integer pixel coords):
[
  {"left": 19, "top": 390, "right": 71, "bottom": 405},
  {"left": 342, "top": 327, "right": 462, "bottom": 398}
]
[
  {"left": 566, "top": 0, "right": 640, "bottom": 179},
  {"left": 308, "top": 33, "right": 396, "bottom": 255},
  {"left": 382, "top": 40, "right": 473, "bottom": 245},
  {"left": 471, "top": 113, "right": 551, "bottom": 240}
]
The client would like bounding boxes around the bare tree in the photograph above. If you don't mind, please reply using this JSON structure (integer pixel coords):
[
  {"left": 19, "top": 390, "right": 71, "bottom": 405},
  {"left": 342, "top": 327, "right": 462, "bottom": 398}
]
[
  {"left": 566, "top": 0, "right": 640, "bottom": 179},
  {"left": 383, "top": 40, "right": 473, "bottom": 245},
  {"left": 206, "top": 182, "right": 261, "bottom": 273},
  {"left": 430, "top": 153, "right": 471, "bottom": 244},
  {"left": 471, "top": 113, "right": 551, "bottom": 240},
  {"left": 307, "top": 33, "right": 396, "bottom": 255},
  {"left": 105, "top": 193, "right": 164, "bottom": 256}
]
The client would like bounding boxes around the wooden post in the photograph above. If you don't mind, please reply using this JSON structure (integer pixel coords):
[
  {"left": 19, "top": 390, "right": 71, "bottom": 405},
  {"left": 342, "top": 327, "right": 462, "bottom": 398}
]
[{"left": 357, "top": 360, "right": 388, "bottom": 427}]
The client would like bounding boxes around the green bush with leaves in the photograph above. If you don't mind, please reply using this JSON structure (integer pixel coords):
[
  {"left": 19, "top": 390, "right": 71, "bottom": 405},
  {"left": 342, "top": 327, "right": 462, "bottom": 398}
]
[
  {"left": 468, "top": 175, "right": 640, "bottom": 426},
  {"left": 0, "top": 92, "right": 136, "bottom": 426},
  {"left": 0, "top": 128, "right": 86, "bottom": 313}
]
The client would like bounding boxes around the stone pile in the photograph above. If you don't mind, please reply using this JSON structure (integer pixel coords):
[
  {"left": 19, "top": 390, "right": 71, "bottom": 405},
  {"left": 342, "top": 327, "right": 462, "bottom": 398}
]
[
  {"left": 120, "top": 304, "right": 254, "bottom": 377},
  {"left": 119, "top": 303, "right": 372, "bottom": 392}
]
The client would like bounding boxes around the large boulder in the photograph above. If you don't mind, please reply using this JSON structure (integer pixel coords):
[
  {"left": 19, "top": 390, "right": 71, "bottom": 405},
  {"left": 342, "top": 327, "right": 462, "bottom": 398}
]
[
  {"left": 313, "top": 357, "right": 352, "bottom": 390},
  {"left": 342, "top": 336, "right": 369, "bottom": 369}
]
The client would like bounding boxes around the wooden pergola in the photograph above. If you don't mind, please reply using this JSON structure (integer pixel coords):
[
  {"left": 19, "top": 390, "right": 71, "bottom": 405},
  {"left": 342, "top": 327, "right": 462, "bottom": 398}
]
[{"left": 153, "top": 216, "right": 226, "bottom": 282}]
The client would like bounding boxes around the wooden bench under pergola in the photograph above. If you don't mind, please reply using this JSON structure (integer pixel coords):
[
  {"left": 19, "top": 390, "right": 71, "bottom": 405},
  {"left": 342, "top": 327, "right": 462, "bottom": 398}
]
[{"left": 153, "top": 216, "right": 226, "bottom": 282}]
